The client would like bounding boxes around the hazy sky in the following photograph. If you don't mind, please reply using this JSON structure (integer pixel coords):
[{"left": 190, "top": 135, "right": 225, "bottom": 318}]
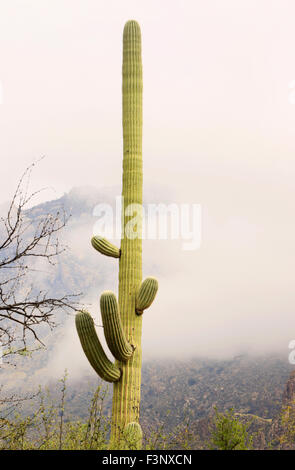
[
  {"left": 0, "top": 0, "right": 294, "bottom": 201},
  {"left": 1, "top": 0, "right": 295, "bottom": 366}
]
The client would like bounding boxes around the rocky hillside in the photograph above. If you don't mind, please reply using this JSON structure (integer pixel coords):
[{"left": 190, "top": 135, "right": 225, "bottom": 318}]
[{"left": 8, "top": 353, "right": 292, "bottom": 449}]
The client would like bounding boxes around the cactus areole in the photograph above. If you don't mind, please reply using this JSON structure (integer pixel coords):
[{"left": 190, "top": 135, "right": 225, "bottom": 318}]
[{"left": 75, "top": 20, "right": 158, "bottom": 449}]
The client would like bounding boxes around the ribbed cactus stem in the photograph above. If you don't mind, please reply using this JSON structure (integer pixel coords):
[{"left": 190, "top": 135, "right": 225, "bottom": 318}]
[
  {"left": 75, "top": 311, "right": 121, "bottom": 382},
  {"left": 100, "top": 291, "right": 134, "bottom": 361},
  {"left": 136, "top": 277, "right": 158, "bottom": 315},
  {"left": 111, "top": 20, "right": 143, "bottom": 446},
  {"left": 91, "top": 236, "right": 121, "bottom": 258}
]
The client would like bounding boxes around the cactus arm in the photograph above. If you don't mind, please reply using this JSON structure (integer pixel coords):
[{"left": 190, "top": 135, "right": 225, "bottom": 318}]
[
  {"left": 100, "top": 291, "right": 134, "bottom": 361},
  {"left": 91, "top": 236, "right": 121, "bottom": 258},
  {"left": 75, "top": 311, "right": 121, "bottom": 383},
  {"left": 136, "top": 277, "right": 158, "bottom": 315},
  {"left": 123, "top": 422, "right": 143, "bottom": 450}
]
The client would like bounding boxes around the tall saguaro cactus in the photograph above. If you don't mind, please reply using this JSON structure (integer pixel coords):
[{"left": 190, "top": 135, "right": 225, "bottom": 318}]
[{"left": 75, "top": 20, "right": 158, "bottom": 449}]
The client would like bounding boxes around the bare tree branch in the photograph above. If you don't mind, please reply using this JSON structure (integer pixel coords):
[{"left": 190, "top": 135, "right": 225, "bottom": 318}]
[{"left": 0, "top": 161, "right": 80, "bottom": 364}]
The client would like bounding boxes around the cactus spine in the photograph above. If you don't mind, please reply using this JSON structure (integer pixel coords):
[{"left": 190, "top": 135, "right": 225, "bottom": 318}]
[{"left": 75, "top": 20, "right": 158, "bottom": 448}]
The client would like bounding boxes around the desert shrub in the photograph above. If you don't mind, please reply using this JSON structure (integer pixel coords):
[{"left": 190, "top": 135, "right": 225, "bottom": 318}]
[{"left": 208, "top": 407, "right": 254, "bottom": 450}]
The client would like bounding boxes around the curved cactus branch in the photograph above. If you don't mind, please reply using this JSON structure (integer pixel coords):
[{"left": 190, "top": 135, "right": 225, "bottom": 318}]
[
  {"left": 75, "top": 310, "right": 121, "bottom": 382},
  {"left": 136, "top": 277, "right": 158, "bottom": 315},
  {"left": 100, "top": 291, "right": 134, "bottom": 361},
  {"left": 91, "top": 236, "right": 121, "bottom": 258}
]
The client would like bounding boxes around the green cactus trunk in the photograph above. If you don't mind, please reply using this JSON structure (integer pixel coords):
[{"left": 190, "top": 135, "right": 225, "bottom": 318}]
[
  {"left": 75, "top": 20, "right": 158, "bottom": 450},
  {"left": 111, "top": 20, "right": 143, "bottom": 445}
]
